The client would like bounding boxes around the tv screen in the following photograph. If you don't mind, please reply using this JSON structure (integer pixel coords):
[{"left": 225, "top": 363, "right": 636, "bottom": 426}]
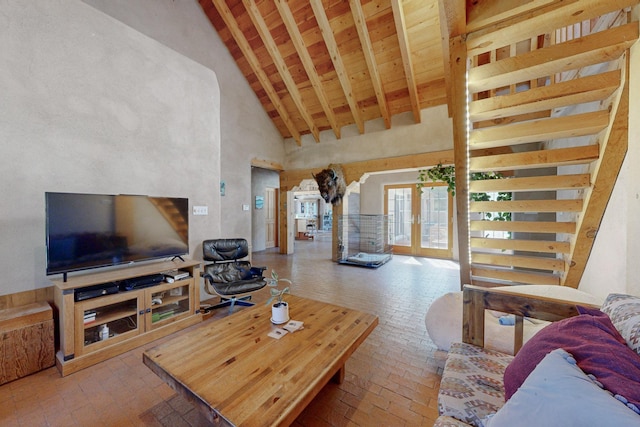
[{"left": 45, "top": 192, "right": 189, "bottom": 275}]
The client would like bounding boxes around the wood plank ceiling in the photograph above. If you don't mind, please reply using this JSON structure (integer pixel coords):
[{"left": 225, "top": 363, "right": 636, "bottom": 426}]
[{"left": 198, "top": 0, "right": 447, "bottom": 145}]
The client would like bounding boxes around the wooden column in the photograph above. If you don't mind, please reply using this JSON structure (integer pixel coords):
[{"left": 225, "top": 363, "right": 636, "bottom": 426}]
[{"left": 450, "top": 35, "right": 471, "bottom": 289}]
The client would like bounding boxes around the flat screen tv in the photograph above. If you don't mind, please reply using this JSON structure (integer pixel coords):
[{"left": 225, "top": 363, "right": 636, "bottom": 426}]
[{"left": 45, "top": 192, "right": 189, "bottom": 276}]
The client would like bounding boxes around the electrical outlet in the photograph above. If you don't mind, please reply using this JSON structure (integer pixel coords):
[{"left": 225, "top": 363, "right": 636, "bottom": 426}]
[
  {"left": 193, "top": 205, "right": 208, "bottom": 215},
  {"left": 242, "top": 204, "right": 250, "bottom": 211}
]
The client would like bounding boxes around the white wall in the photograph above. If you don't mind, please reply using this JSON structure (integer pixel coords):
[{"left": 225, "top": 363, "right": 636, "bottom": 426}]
[
  {"left": 83, "top": 0, "right": 286, "bottom": 242},
  {"left": 285, "top": 106, "right": 453, "bottom": 170},
  {"left": 580, "top": 27, "right": 640, "bottom": 298},
  {"left": 1, "top": 0, "right": 220, "bottom": 294}
]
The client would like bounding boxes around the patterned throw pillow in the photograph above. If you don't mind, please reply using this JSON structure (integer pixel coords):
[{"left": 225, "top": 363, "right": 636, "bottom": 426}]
[
  {"left": 485, "top": 349, "right": 640, "bottom": 427},
  {"left": 601, "top": 293, "right": 640, "bottom": 355}
]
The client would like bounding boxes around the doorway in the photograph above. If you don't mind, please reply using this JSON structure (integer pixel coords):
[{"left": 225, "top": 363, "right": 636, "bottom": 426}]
[{"left": 384, "top": 183, "right": 453, "bottom": 258}]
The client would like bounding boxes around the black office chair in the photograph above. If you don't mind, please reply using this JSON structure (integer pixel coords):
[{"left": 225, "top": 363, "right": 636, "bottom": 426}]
[{"left": 201, "top": 238, "right": 267, "bottom": 313}]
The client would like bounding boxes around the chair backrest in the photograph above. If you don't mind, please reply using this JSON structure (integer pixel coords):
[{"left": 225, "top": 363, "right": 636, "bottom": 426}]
[{"left": 203, "top": 238, "right": 249, "bottom": 262}]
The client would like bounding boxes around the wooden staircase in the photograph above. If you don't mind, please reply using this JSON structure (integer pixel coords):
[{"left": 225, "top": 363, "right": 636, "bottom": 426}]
[{"left": 443, "top": 2, "right": 638, "bottom": 288}]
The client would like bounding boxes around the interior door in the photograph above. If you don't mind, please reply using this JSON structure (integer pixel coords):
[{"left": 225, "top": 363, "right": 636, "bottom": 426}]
[
  {"left": 385, "top": 183, "right": 452, "bottom": 258},
  {"left": 265, "top": 187, "right": 276, "bottom": 248}
]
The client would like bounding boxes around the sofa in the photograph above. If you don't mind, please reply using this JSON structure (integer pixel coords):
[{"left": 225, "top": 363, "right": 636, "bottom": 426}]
[{"left": 434, "top": 285, "right": 640, "bottom": 426}]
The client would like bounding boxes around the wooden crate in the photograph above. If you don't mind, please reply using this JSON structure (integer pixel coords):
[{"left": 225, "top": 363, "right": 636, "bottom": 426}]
[{"left": 0, "top": 301, "right": 55, "bottom": 384}]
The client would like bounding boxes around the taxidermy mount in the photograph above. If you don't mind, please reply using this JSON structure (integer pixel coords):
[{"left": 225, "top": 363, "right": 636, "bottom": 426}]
[{"left": 312, "top": 164, "right": 346, "bottom": 206}]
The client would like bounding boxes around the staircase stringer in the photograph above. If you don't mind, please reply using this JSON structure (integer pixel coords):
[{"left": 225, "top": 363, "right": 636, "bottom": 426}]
[{"left": 562, "top": 52, "right": 630, "bottom": 287}]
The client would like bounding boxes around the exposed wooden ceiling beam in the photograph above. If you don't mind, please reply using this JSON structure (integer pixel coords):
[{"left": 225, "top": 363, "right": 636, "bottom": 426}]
[
  {"left": 242, "top": 0, "right": 320, "bottom": 142},
  {"left": 439, "top": 0, "right": 466, "bottom": 38},
  {"left": 349, "top": 0, "right": 391, "bottom": 129},
  {"left": 391, "top": 0, "right": 421, "bottom": 123},
  {"left": 310, "top": 0, "right": 365, "bottom": 134},
  {"left": 467, "top": 0, "right": 640, "bottom": 57},
  {"left": 279, "top": 149, "right": 454, "bottom": 191},
  {"left": 210, "top": 0, "right": 302, "bottom": 144},
  {"left": 468, "top": 23, "right": 638, "bottom": 93},
  {"left": 274, "top": 0, "right": 341, "bottom": 139}
]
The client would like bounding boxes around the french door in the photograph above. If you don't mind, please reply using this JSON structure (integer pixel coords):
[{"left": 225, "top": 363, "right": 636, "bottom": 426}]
[{"left": 384, "top": 183, "right": 453, "bottom": 258}]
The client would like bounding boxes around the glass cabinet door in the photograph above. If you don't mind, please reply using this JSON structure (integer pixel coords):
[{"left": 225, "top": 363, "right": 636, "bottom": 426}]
[
  {"left": 146, "top": 280, "right": 192, "bottom": 330},
  {"left": 75, "top": 292, "right": 141, "bottom": 357}
]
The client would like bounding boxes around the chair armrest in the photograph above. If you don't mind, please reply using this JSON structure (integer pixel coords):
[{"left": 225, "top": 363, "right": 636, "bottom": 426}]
[{"left": 462, "top": 284, "right": 601, "bottom": 353}]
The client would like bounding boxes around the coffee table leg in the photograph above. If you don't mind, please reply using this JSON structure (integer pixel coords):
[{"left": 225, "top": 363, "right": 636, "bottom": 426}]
[{"left": 332, "top": 365, "right": 345, "bottom": 384}]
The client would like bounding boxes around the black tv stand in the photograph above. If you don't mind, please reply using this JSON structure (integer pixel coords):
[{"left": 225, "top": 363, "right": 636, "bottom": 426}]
[{"left": 172, "top": 255, "right": 185, "bottom": 262}]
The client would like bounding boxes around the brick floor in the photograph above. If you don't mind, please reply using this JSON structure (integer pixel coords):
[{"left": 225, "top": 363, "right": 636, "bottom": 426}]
[{"left": 0, "top": 232, "right": 459, "bottom": 426}]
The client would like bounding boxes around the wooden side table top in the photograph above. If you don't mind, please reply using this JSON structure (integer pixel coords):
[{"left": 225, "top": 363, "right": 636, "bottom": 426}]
[{"left": 143, "top": 294, "right": 378, "bottom": 427}]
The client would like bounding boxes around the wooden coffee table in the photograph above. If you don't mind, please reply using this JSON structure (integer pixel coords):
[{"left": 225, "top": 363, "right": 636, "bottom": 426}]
[{"left": 143, "top": 295, "right": 378, "bottom": 426}]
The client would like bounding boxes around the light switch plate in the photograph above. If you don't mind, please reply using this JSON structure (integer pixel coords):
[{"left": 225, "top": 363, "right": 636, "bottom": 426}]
[{"left": 193, "top": 206, "right": 208, "bottom": 215}]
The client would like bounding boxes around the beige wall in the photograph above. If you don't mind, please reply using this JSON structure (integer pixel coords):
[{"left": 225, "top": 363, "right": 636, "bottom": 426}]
[
  {"left": 84, "top": 0, "right": 286, "bottom": 242},
  {"left": 1, "top": 1, "right": 221, "bottom": 295},
  {"left": 285, "top": 106, "right": 453, "bottom": 170},
  {"left": 580, "top": 25, "right": 640, "bottom": 298}
]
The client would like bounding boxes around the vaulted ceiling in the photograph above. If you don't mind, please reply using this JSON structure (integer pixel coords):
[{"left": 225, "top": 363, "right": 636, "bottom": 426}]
[
  {"left": 198, "top": 1, "right": 636, "bottom": 147},
  {"left": 198, "top": 0, "right": 446, "bottom": 145}
]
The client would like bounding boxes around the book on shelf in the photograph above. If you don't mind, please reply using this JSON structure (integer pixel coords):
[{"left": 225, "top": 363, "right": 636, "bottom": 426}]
[{"left": 84, "top": 310, "right": 97, "bottom": 324}]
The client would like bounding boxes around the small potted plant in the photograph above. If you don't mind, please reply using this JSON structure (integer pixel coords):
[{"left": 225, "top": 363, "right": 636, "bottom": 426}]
[{"left": 266, "top": 270, "right": 291, "bottom": 324}]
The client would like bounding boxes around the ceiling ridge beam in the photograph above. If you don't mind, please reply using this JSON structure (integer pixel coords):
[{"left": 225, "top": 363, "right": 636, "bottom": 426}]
[
  {"left": 348, "top": 0, "right": 391, "bottom": 129},
  {"left": 243, "top": 0, "right": 320, "bottom": 142},
  {"left": 391, "top": 0, "right": 421, "bottom": 123},
  {"left": 310, "top": 0, "right": 365, "bottom": 134},
  {"left": 274, "top": 0, "right": 341, "bottom": 139},
  {"left": 210, "top": 0, "right": 302, "bottom": 145}
]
